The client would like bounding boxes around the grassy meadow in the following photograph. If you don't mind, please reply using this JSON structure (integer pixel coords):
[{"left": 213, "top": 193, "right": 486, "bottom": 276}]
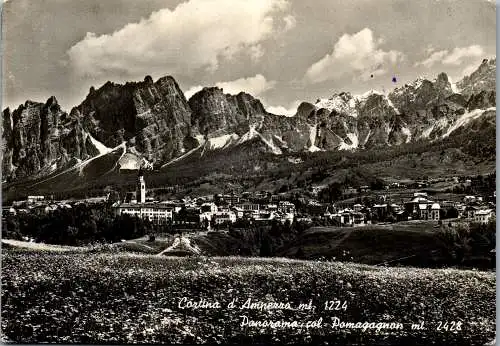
[{"left": 1, "top": 251, "right": 495, "bottom": 345}]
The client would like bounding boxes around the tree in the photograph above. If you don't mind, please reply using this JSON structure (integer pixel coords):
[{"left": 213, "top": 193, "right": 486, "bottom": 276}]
[
  {"left": 296, "top": 247, "right": 305, "bottom": 259},
  {"left": 436, "top": 223, "right": 472, "bottom": 265},
  {"left": 259, "top": 235, "right": 273, "bottom": 257}
]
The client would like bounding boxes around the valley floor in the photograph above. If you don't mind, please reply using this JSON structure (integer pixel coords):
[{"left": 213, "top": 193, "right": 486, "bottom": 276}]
[{"left": 1, "top": 251, "right": 495, "bottom": 345}]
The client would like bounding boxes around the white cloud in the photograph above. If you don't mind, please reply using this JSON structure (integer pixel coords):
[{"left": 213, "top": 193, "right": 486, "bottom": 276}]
[
  {"left": 265, "top": 100, "right": 301, "bottom": 116},
  {"left": 425, "top": 45, "right": 435, "bottom": 55},
  {"left": 414, "top": 50, "right": 448, "bottom": 68},
  {"left": 283, "top": 15, "right": 296, "bottom": 31},
  {"left": 184, "top": 86, "right": 204, "bottom": 99},
  {"left": 462, "top": 63, "right": 479, "bottom": 77},
  {"left": 250, "top": 44, "right": 265, "bottom": 62},
  {"left": 414, "top": 45, "right": 485, "bottom": 67},
  {"left": 304, "top": 28, "right": 404, "bottom": 83},
  {"left": 67, "top": 0, "right": 293, "bottom": 80},
  {"left": 184, "top": 74, "right": 276, "bottom": 99},
  {"left": 216, "top": 74, "right": 275, "bottom": 96},
  {"left": 442, "top": 45, "right": 484, "bottom": 65}
]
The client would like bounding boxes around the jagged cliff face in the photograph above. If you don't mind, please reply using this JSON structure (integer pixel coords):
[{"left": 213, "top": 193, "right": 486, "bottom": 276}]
[
  {"left": 458, "top": 58, "right": 496, "bottom": 97},
  {"left": 76, "top": 76, "right": 197, "bottom": 165},
  {"left": 188, "top": 87, "right": 267, "bottom": 137},
  {"left": 2, "top": 97, "right": 99, "bottom": 181},
  {"left": 1, "top": 58, "right": 496, "bottom": 183},
  {"left": 298, "top": 66, "right": 495, "bottom": 151}
]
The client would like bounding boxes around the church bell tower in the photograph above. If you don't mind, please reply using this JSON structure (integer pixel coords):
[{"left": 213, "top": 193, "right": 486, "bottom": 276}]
[{"left": 136, "top": 168, "right": 146, "bottom": 204}]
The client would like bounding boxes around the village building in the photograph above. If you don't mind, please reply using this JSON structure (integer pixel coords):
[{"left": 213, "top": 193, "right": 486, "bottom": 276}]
[
  {"left": 213, "top": 211, "right": 237, "bottom": 225},
  {"left": 27, "top": 195, "right": 45, "bottom": 204},
  {"left": 359, "top": 185, "right": 370, "bottom": 193},
  {"left": 464, "top": 205, "right": 480, "bottom": 220},
  {"left": 231, "top": 206, "right": 244, "bottom": 218},
  {"left": 475, "top": 209, "right": 494, "bottom": 224},
  {"left": 372, "top": 204, "right": 388, "bottom": 220},
  {"left": 113, "top": 171, "right": 176, "bottom": 225},
  {"left": 353, "top": 204, "right": 363, "bottom": 212},
  {"left": 463, "top": 196, "right": 477, "bottom": 204},
  {"left": 115, "top": 203, "right": 174, "bottom": 224},
  {"left": 430, "top": 203, "right": 441, "bottom": 221},
  {"left": 278, "top": 201, "right": 295, "bottom": 214},
  {"left": 404, "top": 197, "right": 431, "bottom": 215},
  {"left": 306, "top": 200, "right": 326, "bottom": 216},
  {"left": 239, "top": 202, "right": 260, "bottom": 213},
  {"left": 342, "top": 187, "right": 358, "bottom": 197}
]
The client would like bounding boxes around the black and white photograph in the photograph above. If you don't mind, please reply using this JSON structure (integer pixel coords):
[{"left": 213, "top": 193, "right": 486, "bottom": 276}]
[{"left": 0, "top": 0, "right": 497, "bottom": 344}]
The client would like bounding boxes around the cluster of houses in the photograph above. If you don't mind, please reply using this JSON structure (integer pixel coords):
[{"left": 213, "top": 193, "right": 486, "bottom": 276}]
[
  {"left": 5, "top": 195, "right": 73, "bottom": 215},
  {"left": 108, "top": 174, "right": 495, "bottom": 228},
  {"left": 3, "top": 173, "right": 495, "bottom": 229},
  {"left": 113, "top": 199, "right": 296, "bottom": 227},
  {"left": 110, "top": 173, "right": 296, "bottom": 227}
]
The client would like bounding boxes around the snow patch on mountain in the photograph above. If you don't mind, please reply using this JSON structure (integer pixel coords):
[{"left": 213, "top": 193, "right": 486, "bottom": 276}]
[
  {"left": 385, "top": 96, "right": 400, "bottom": 114},
  {"left": 273, "top": 134, "right": 289, "bottom": 148},
  {"left": 119, "top": 153, "right": 142, "bottom": 170},
  {"left": 206, "top": 133, "right": 240, "bottom": 150},
  {"left": 339, "top": 132, "right": 359, "bottom": 150},
  {"left": 259, "top": 135, "right": 283, "bottom": 155},
  {"left": 195, "top": 134, "right": 205, "bottom": 146},
  {"left": 164, "top": 143, "right": 204, "bottom": 167},
  {"left": 421, "top": 124, "right": 435, "bottom": 139},
  {"left": 236, "top": 125, "right": 282, "bottom": 154},
  {"left": 357, "top": 89, "right": 384, "bottom": 101},
  {"left": 363, "top": 130, "right": 372, "bottom": 145},
  {"left": 237, "top": 125, "right": 259, "bottom": 144},
  {"left": 413, "top": 76, "right": 426, "bottom": 90},
  {"left": 86, "top": 132, "right": 113, "bottom": 155},
  {"left": 401, "top": 126, "right": 412, "bottom": 143},
  {"left": 448, "top": 76, "right": 460, "bottom": 93},
  {"left": 119, "top": 154, "right": 154, "bottom": 170},
  {"left": 308, "top": 124, "right": 317, "bottom": 148},
  {"left": 443, "top": 107, "right": 496, "bottom": 137},
  {"left": 315, "top": 93, "right": 358, "bottom": 117}
]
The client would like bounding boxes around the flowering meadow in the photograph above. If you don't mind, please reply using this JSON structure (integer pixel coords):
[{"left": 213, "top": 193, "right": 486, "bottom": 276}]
[{"left": 1, "top": 251, "right": 495, "bottom": 345}]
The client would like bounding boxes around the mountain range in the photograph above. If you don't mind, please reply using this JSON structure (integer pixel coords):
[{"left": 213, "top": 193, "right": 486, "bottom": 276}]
[{"left": 1, "top": 58, "right": 496, "bottom": 199}]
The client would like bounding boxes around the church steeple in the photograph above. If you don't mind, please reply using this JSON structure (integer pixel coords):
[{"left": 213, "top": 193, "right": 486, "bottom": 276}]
[{"left": 136, "top": 168, "right": 146, "bottom": 204}]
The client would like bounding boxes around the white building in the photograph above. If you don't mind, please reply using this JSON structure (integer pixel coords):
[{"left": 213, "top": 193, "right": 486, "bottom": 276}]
[
  {"left": 278, "top": 201, "right": 295, "bottom": 214},
  {"left": 115, "top": 203, "right": 174, "bottom": 224},
  {"left": 475, "top": 209, "right": 494, "bottom": 224},
  {"left": 353, "top": 204, "right": 363, "bottom": 212},
  {"left": 213, "top": 211, "right": 237, "bottom": 224},
  {"left": 113, "top": 172, "right": 175, "bottom": 224},
  {"left": 430, "top": 203, "right": 440, "bottom": 221},
  {"left": 27, "top": 196, "right": 45, "bottom": 204}
]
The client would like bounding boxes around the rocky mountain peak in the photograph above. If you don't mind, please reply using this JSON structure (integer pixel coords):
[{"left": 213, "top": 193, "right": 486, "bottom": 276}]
[
  {"left": 1, "top": 56, "right": 496, "bottom": 185},
  {"left": 189, "top": 87, "right": 266, "bottom": 137},
  {"left": 457, "top": 57, "right": 496, "bottom": 97},
  {"left": 76, "top": 74, "right": 194, "bottom": 165}
]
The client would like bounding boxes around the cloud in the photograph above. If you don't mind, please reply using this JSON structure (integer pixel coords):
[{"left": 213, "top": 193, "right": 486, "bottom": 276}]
[
  {"left": 304, "top": 28, "right": 404, "bottom": 83},
  {"left": 462, "top": 63, "right": 479, "bottom": 77},
  {"left": 442, "top": 45, "right": 484, "bottom": 65},
  {"left": 414, "top": 45, "right": 484, "bottom": 67},
  {"left": 184, "top": 86, "right": 204, "bottom": 99},
  {"left": 184, "top": 74, "right": 276, "bottom": 99},
  {"left": 250, "top": 44, "right": 265, "bottom": 62},
  {"left": 265, "top": 100, "right": 301, "bottom": 116},
  {"left": 283, "top": 15, "right": 296, "bottom": 31},
  {"left": 414, "top": 50, "right": 448, "bottom": 68},
  {"left": 67, "top": 0, "right": 293, "bottom": 80}
]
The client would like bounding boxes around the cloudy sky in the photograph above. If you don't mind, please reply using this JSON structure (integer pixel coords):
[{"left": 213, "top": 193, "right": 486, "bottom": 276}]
[{"left": 2, "top": 0, "right": 496, "bottom": 114}]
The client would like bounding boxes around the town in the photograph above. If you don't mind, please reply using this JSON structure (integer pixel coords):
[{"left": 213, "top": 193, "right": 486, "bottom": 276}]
[{"left": 4, "top": 170, "right": 496, "bottom": 231}]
